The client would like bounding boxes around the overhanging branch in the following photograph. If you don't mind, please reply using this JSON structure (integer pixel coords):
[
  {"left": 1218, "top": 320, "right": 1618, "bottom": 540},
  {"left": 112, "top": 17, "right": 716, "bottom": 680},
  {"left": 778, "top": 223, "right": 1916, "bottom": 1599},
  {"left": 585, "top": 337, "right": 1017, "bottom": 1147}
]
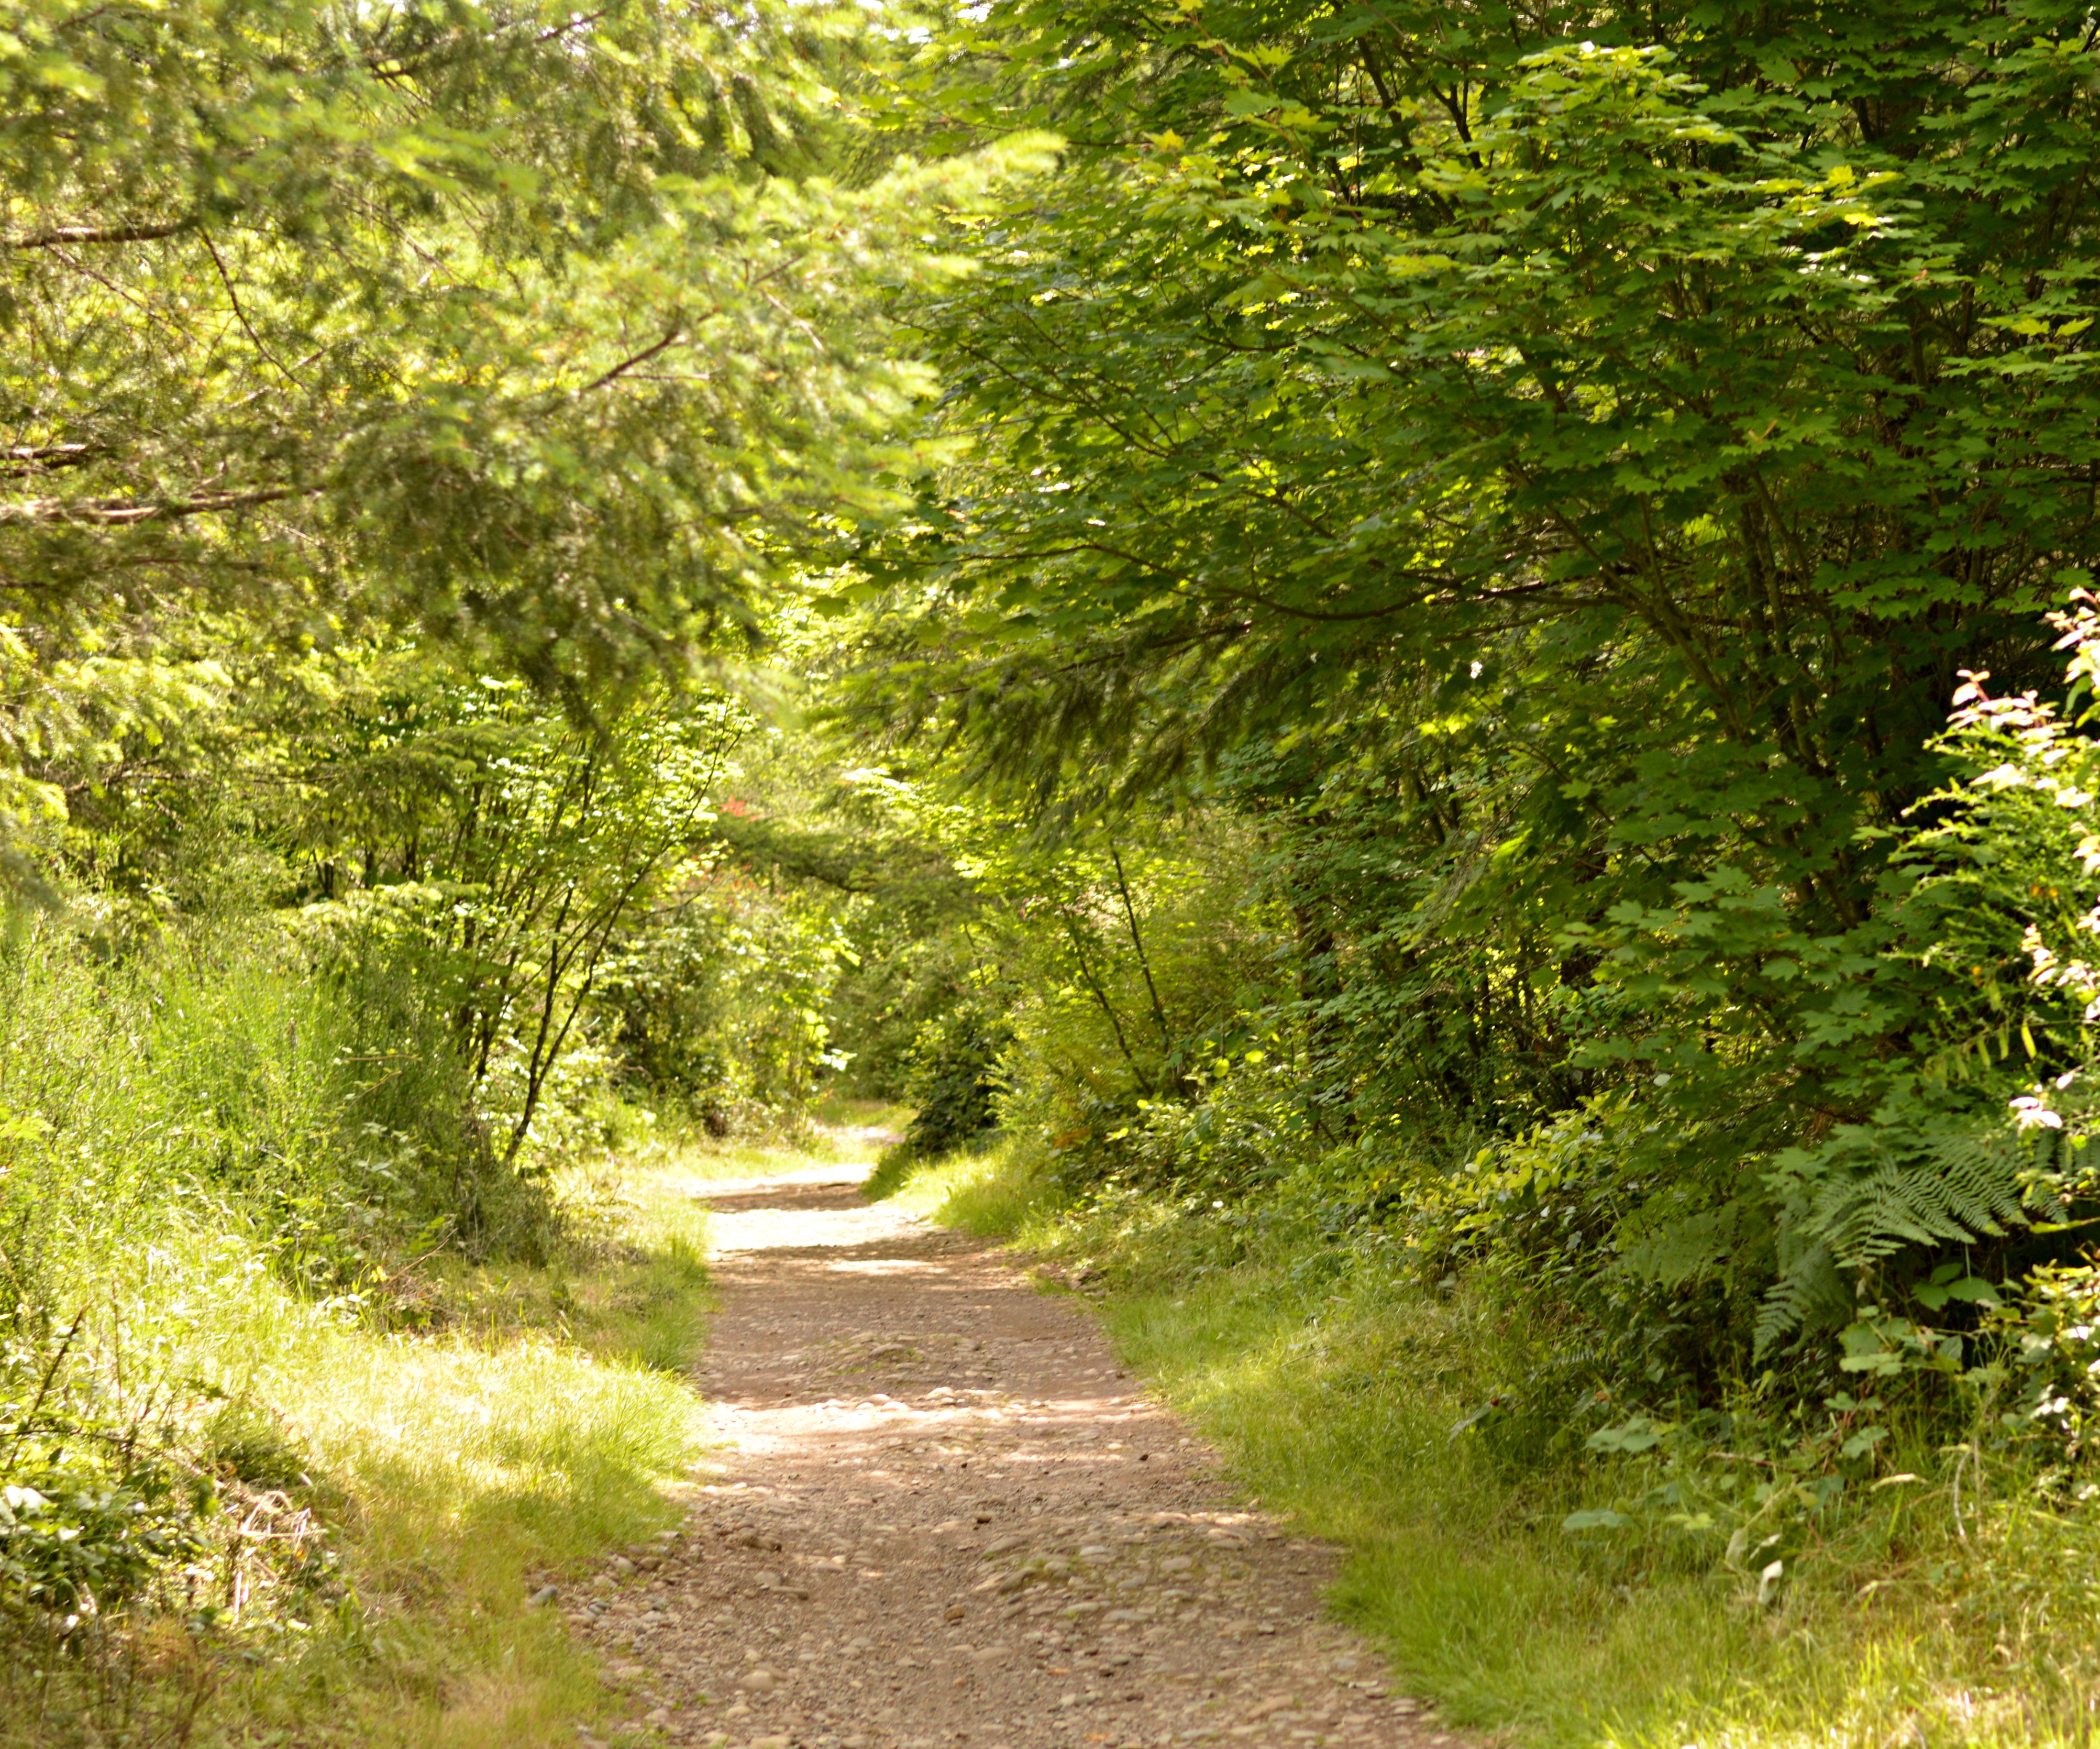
[
  {"left": 6, "top": 218, "right": 195, "bottom": 250},
  {"left": 0, "top": 486, "right": 307, "bottom": 526}
]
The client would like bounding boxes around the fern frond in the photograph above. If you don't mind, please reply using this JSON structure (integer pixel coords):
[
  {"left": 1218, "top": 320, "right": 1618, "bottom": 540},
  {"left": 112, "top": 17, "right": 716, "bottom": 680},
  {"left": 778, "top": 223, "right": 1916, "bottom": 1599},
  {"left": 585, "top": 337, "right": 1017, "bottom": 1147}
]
[
  {"left": 1754, "top": 1241, "right": 1850, "bottom": 1357},
  {"left": 1618, "top": 1203, "right": 1741, "bottom": 1289},
  {"left": 1755, "top": 1114, "right": 2040, "bottom": 1352},
  {"left": 1818, "top": 1121, "right": 2031, "bottom": 1268}
]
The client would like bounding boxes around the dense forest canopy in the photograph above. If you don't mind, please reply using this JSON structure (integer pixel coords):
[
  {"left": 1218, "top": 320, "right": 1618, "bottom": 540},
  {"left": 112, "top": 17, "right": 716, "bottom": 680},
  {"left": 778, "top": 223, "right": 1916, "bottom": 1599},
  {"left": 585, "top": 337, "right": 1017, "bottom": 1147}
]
[
  {"left": 9, "top": 0, "right": 2100, "bottom": 1741},
  {"left": 838, "top": 0, "right": 2100, "bottom": 1353}
]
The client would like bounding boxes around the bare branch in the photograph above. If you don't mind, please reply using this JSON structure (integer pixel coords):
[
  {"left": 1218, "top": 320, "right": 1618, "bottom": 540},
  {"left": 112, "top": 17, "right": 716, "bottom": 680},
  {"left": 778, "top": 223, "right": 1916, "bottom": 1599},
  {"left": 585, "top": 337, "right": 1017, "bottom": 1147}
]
[
  {"left": 200, "top": 227, "right": 307, "bottom": 390},
  {"left": 0, "top": 444, "right": 105, "bottom": 477},
  {"left": 6, "top": 218, "right": 194, "bottom": 250},
  {"left": 535, "top": 8, "right": 609, "bottom": 45},
  {"left": 577, "top": 325, "right": 684, "bottom": 394}
]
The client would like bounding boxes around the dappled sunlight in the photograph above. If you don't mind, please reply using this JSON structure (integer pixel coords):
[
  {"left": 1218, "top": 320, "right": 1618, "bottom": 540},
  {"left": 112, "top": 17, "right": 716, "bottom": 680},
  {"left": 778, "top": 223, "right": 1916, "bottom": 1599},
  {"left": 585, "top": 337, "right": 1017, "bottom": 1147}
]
[
  {"left": 107, "top": 1174, "right": 715, "bottom": 1559},
  {"left": 7, "top": 9, "right": 2098, "bottom": 1749},
  {"left": 836, "top": 1133, "right": 2100, "bottom": 1749},
  {"left": 298, "top": 1334, "right": 702, "bottom": 1525}
]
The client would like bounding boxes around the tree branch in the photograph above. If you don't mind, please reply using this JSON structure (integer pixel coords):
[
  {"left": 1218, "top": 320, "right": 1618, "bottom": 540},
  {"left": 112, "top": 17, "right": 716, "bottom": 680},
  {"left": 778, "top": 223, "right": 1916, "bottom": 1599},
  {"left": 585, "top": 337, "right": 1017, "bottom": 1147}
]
[
  {"left": 200, "top": 228, "right": 307, "bottom": 390},
  {"left": 577, "top": 326, "right": 684, "bottom": 394},
  {"left": 0, "top": 486, "right": 307, "bottom": 526},
  {"left": 0, "top": 444, "right": 105, "bottom": 477},
  {"left": 6, "top": 218, "right": 194, "bottom": 250}
]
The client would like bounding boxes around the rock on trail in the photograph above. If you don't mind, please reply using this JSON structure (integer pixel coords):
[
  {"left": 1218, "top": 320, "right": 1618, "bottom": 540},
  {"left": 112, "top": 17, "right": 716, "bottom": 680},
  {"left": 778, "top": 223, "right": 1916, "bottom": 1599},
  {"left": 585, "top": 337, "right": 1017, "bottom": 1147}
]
[{"left": 557, "top": 1163, "right": 1456, "bottom": 1749}]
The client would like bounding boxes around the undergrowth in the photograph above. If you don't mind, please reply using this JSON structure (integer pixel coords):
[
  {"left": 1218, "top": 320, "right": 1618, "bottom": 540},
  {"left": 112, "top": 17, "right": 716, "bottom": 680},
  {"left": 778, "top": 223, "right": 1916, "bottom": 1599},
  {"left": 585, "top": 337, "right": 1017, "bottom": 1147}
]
[
  {"left": 872, "top": 1136, "right": 2100, "bottom": 1749},
  {"left": 2, "top": 1167, "right": 719, "bottom": 1748},
  {"left": 0, "top": 922, "right": 793, "bottom": 1747}
]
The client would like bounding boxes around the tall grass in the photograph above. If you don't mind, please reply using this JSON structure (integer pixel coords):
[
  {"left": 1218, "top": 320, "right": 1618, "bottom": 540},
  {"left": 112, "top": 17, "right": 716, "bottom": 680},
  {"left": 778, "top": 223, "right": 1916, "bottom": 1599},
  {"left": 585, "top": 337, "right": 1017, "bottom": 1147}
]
[
  {"left": 0, "top": 925, "right": 722, "bottom": 1747},
  {"left": 872, "top": 1138, "right": 2100, "bottom": 1749}
]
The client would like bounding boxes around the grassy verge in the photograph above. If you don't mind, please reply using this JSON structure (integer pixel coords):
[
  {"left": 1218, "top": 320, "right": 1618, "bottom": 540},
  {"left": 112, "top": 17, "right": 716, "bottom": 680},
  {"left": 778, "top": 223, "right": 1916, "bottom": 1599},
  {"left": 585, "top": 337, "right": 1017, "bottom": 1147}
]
[
  {"left": 6, "top": 1135, "right": 836, "bottom": 1749},
  {"left": 810, "top": 1094, "right": 914, "bottom": 1139},
  {"left": 870, "top": 1138, "right": 2100, "bottom": 1749}
]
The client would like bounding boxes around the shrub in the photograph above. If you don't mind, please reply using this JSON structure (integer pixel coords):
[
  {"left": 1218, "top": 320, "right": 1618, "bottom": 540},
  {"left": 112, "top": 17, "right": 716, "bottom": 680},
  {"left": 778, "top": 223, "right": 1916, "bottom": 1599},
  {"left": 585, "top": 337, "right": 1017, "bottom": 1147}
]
[{"left": 901, "top": 1002, "right": 1013, "bottom": 1158}]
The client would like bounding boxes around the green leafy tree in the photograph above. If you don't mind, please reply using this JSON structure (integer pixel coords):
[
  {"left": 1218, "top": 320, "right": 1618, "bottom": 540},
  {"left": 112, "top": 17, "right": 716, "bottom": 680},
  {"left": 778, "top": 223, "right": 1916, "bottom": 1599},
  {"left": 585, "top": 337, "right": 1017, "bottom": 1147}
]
[
  {"left": 291, "top": 659, "right": 744, "bottom": 1163},
  {"left": 0, "top": 0, "right": 1048, "bottom": 888},
  {"left": 839, "top": 0, "right": 2100, "bottom": 1351}
]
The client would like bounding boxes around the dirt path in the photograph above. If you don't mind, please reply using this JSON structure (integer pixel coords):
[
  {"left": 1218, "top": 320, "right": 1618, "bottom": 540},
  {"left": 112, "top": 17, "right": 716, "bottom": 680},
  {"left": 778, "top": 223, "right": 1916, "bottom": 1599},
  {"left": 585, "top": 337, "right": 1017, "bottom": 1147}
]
[{"left": 563, "top": 1160, "right": 1451, "bottom": 1749}]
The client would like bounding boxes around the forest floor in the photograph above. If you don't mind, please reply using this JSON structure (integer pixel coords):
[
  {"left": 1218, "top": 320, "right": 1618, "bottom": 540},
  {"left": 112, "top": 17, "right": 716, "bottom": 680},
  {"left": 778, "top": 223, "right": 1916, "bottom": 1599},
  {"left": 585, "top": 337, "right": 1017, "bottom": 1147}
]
[{"left": 557, "top": 1144, "right": 1450, "bottom": 1749}]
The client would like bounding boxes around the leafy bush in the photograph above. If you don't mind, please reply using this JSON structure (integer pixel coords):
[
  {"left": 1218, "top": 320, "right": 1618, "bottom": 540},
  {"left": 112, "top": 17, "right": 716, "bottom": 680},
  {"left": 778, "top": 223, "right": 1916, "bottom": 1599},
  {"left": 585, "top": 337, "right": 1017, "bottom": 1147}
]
[
  {"left": 901, "top": 1002, "right": 1012, "bottom": 1158},
  {"left": 598, "top": 866, "right": 859, "bottom": 1132},
  {"left": 0, "top": 1456, "right": 208, "bottom": 1623}
]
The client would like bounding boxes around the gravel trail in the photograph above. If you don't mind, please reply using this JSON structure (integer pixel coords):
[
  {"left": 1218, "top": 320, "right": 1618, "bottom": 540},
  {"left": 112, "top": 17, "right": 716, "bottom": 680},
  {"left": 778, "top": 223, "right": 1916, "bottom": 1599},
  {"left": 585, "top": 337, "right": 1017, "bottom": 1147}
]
[{"left": 564, "top": 1160, "right": 1453, "bottom": 1749}]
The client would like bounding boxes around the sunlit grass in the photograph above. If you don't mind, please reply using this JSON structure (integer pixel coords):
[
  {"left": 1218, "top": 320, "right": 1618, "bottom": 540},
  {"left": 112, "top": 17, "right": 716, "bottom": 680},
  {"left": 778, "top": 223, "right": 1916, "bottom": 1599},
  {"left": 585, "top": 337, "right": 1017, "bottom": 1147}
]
[
  {"left": 811, "top": 1091, "right": 914, "bottom": 1135},
  {"left": 6, "top": 1156, "right": 725, "bottom": 1749},
  {"left": 867, "top": 1143, "right": 2100, "bottom": 1749},
  {"left": 638, "top": 1116, "right": 898, "bottom": 1183},
  {"left": 864, "top": 1132, "right": 1047, "bottom": 1227}
]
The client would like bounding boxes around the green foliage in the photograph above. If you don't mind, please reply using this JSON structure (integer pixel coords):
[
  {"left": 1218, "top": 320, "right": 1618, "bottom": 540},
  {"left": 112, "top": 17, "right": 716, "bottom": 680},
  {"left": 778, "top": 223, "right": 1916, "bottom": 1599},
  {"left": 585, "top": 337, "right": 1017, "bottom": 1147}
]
[
  {"left": 808, "top": 20, "right": 2100, "bottom": 1511},
  {"left": 900, "top": 999, "right": 1012, "bottom": 1158},
  {"left": 290, "top": 663, "right": 745, "bottom": 1165},
  {"left": 0, "top": 0, "right": 1011, "bottom": 683},
  {"left": 601, "top": 867, "right": 859, "bottom": 1121},
  {"left": 0, "top": 930, "right": 355, "bottom": 1676},
  {"left": 0, "top": 0, "right": 1057, "bottom": 1732},
  {"left": 0, "top": 1454, "right": 208, "bottom": 1623},
  {"left": 871, "top": 0, "right": 2095, "bottom": 812},
  {"left": 0, "top": 912, "right": 742, "bottom": 1740},
  {"left": 1991, "top": 1259, "right": 2100, "bottom": 1470},
  {"left": 1755, "top": 1113, "right": 2039, "bottom": 1356},
  {"left": 0, "top": 0, "right": 1054, "bottom": 898},
  {"left": 23, "top": 0, "right": 2100, "bottom": 1731}
]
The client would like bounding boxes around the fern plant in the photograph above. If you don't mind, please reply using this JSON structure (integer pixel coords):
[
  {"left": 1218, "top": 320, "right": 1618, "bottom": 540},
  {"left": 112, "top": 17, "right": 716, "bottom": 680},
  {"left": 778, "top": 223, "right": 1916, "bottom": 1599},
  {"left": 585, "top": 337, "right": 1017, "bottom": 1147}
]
[
  {"left": 1748, "top": 594, "right": 2100, "bottom": 1352},
  {"left": 1755, "top": 1113, "right": 2047, "bottom": 1355},
  {"left": 1455, "top": 598, "right": 2100, "bottom": 1372}
]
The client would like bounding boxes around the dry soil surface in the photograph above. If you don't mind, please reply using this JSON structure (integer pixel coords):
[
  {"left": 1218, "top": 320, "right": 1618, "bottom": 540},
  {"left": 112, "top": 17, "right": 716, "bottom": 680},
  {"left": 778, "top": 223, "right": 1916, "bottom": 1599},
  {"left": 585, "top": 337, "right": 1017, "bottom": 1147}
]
[{"left": 559, "top": 1159, "right": 1455, "bottom": 1749}]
